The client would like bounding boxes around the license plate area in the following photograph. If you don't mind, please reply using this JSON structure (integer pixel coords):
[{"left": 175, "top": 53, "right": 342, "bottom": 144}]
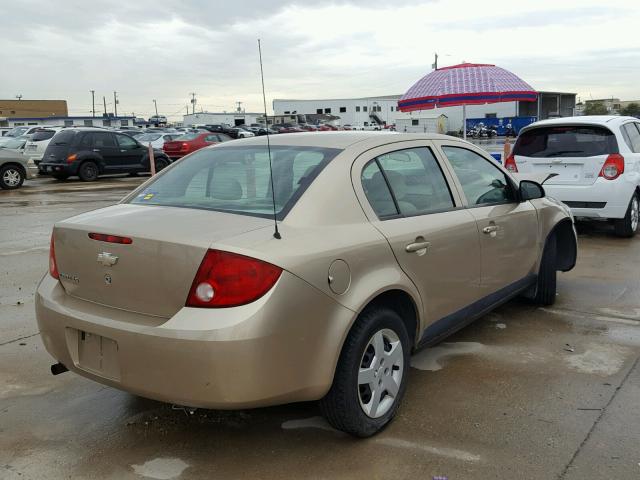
[{"left": 73, "top": 329, "right": 121, "bottom": 381}]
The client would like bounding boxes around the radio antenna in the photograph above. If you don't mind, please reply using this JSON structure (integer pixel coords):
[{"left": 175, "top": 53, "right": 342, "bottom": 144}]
[{"left": 258, "top": 39, "right": 281, "bottom": 240}]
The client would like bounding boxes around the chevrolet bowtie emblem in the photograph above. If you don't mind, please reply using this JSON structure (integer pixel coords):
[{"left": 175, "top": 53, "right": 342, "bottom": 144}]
[{"left": 97, "top": 252, "right": 118, "bottom": 266}]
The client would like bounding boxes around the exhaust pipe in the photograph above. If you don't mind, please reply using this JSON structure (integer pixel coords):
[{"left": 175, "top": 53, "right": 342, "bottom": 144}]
[{"left": 51, "top": 362, "right": 68, "bottom": 375}]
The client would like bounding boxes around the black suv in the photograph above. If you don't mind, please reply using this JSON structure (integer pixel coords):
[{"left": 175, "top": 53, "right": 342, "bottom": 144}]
[{"left": 39, "top": 128, "right": 171, "bottom": 181}]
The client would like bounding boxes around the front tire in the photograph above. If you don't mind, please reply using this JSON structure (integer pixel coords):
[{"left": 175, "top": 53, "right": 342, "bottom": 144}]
[
  {"left": 614, "top": 193, "right": 639, "bottom": 238},
  {"left": 154, "top": 157, "right": 169, "bottom": 172},
  {"left": 78, "top": 161, "right": 99, "bottom": 182},
  {"left": 319, "top": 307, "right": 410, "bottom": 437},
  {"left": 0, "top": 165, "right": 25, "bottom": 189},
  {"left": 533, "top": 233, "right": 557, "bottom": 305}
]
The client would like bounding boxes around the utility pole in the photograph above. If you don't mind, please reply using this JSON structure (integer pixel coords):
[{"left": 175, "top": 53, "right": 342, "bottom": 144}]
[
  {"left": 190, "top": 93, "right": 197, "bottom": 115},
  {"left": 236, "top": 101, "right": 243, "bottom": 113},
  {"left": 103, "top": 96, "right": 107, "bottom": 115},
  {"left": 153, "top": 99, "right": 158, "bottom": 117},
  {"left": 15, "top": 94, "right": 22, "bottom": 101},
  {"left": 90, "top": 90, "right": 95, "bottom": 117},
  {"left": 432, "top": 53, "right": 438, "bottom": 70},
  {"left": 113, "top": 91, "right": 118, "bottom": 117}
]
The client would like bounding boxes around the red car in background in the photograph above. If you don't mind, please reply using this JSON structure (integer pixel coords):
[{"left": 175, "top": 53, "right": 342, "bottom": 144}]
[
  {"left": 163, "top": 132, "right": 232, "bottom": 159},
  {"left": 278, "top": 126, "right": 305, "bottom": 133},
  {"left": 317, "top": 124, "right": 338, "bottom": 131}
]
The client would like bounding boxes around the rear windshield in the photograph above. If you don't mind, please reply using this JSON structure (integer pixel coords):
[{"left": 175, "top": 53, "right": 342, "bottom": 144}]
[
  {"left": 51, "top": 130, "right": 77, "bottom": 145},
  {"left": 31, "top": 130, "right": 56, "bottom": 141},
  {"left": 128, "top": 145, "right": 341, "bottom": 219},
  {"left": 514, "top": 125, "right": 618, "bottom": 158}
]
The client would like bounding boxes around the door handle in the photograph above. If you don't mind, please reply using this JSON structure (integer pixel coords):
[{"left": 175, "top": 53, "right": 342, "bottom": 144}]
[
  {"left": 92, "top": 149, "right": 101, "bottom": 152},
  {"left": 405, "top": 241, "right": 431, "bottom": 253},
  {"left": 482, "top": 225, "right": 499, "bottom": 235}
]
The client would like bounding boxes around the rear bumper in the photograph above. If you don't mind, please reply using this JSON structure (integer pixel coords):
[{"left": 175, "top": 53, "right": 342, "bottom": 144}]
[
  {"left": 35, "top": 271, "right": 354, "bottom": 409},
  {"left": 544, "top": 179, "right": 635, "bottom": 219}
]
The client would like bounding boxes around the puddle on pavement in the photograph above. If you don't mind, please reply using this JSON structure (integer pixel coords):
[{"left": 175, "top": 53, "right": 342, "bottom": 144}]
[
  {"left": 281, "top": 416, "right": 339, "bottom": 433},
  {"left": 564, "top": 343, "right": 630, "bottom": 376},
  {"left": 131, "top": 458, "right": 189, "bottom": 480},
  {"left": 411, "top": 342, "right": 485, "bottom": 371},
  {"left": 374, "top": 437, "right": 481, "bottom": 462}
]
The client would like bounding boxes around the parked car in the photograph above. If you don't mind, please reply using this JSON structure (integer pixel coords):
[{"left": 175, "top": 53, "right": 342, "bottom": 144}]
[
  {"left": 37, "top": 132, "right": 576, "bottom": 437},
  {"left": 317, "top": 124, "right": 338, "bottom": 131},
  {"left": 149, "top": 115, "right": 168, "bottom": 125},
  {"left": 228, "top": 127, "right": 255, "bottom": 139},
  {"left": 24, "top": 128, "right": 63, "bottom": 164},
  {"left": 39, "top": 128, "right": 170, "bottom": 181},
  {"left": 0, "top": 125, "right": 43, "bottom": 147},
  {"left": 202, "top": 124, "right": 234, "bottom": 135},
  {"left": 162, "top": 132, "right": 231, "bottom": 159},
  {"left": 508, "top": 116, "right": 640, "bottom": 237},
  {"left": 136, "top": 132, "right": 183, "bottom": 150},
  {"left": 278, "top": 125, "right": 304, "bottom": 133},
  {"left": 0, "top": 148, "right": 38, "bottom": 189}
]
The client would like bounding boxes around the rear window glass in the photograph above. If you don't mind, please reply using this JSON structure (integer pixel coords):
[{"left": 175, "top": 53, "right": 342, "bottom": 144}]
[
  {"left": 128, "top": 146, "right": 341, "bottom": 219},
  {"left": 51, "top": 130, "right": 77, "bottom": 145},
  {"left": 31, "top": 130, "right": 56, "bottom": 141},
  {"left": 514, "top": 126, "right": 618, "bottom": 158}
]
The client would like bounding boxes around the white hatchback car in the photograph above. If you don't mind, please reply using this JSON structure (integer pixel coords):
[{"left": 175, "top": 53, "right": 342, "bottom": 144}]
[{"left": 506, "top": 116, "right": 640, "bottom": 237}]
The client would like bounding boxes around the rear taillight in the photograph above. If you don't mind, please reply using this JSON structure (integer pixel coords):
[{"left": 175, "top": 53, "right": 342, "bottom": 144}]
[
  {"left": 180, "top": 142, "right": 190, "bottom": 152},
  {"left": 599, "top": 153, "right": 624, "bottom": 180},
  {"left": 66, "top": 154, "right": 77, "bottom": 163},
  {"left": 88, "top": 232, "right": 133, "bottom": 244},
  {"left": 49, "top": 233, "right": 59, "bottom": 279},
  {"left": 186, "top": 250, "right": 282, "bottom": 308},
  {"left": 504, "top": 153, "right": 518, "bottom": 173}
]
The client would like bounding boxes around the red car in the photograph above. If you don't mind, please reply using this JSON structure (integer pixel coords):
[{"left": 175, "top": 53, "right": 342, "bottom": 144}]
[
  {"left": 163, "top": 132, "right": 231, "bottom": 159},
  {"left": 317, "top": 124, "right": 338, "bottom": 131},
  {"left": 278, "top": 126, "right": 305, "bottom": 134}
]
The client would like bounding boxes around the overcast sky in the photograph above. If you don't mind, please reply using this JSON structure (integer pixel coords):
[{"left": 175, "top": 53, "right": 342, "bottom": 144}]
[{"left": 1, "top": 0, "right": 639, "bottom": 119}]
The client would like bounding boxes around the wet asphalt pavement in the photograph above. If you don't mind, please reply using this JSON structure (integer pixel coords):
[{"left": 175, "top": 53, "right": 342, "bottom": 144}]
[{"left": 1, "top": 176, "right": 639, "bottom": 480}]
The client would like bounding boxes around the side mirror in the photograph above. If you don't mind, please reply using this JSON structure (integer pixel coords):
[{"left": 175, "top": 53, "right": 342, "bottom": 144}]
[{"left": 519, "top": 180, "right": 545, "bottom": 201}]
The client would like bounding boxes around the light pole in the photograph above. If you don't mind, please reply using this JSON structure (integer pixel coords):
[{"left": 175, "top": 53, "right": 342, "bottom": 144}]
[
  {"left": 190, "top": 93, "right": 197, "bottom": 115},
  {"left": 153, "top": 99, "right": 158, "bottom": 117},
  {"left": 113, "top": 91, "right": 118, "bottom": 117}
]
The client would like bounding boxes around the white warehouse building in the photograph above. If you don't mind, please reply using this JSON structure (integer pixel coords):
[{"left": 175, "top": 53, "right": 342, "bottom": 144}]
[
  {"left": 183, "top": 111, "right": 263, "bottom": 127},
  {"left": 273, "top": 91, "right": 576, "bottom": 131},
  {"left": 273, "top": 96, "right": 401, "bottom": 128}
]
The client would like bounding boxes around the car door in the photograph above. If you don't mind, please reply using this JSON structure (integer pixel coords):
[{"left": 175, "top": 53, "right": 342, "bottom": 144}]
[
  {"left": 91, "top": 132, "right": 119, "bottom": 170},
  {"left": 353, "top": 141, "right": 483, "bottom": 328},
  {"left": 436, "top": 142, "right": 539, "bottom": 295},
  {"left": 115, "top": 133, "right": 144, "bottom": 168}
]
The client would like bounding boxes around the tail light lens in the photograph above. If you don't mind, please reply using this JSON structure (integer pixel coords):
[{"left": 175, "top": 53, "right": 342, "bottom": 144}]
[
  {"left": 180, "top": 142, "right": 190, "bottom": 152},
  {"left": 186, "top": 250, "right": 282, "bottom": 308},
  {"left": 599, "top": 153, "right": 624, "bottom": 180},
  {"left": 66, "top": 154, "right": 77, "bottom": 163},
  {"left": 504, "top": 153, "right": 518, "bottom": 173},
  {"left": 49, "top": 233, "right": 59, "bottom": 279}
]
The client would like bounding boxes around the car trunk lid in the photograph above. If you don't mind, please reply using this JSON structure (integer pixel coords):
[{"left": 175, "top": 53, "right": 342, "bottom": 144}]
[{"left": 53, "top": 204, "right": 272, "bottom": 318}]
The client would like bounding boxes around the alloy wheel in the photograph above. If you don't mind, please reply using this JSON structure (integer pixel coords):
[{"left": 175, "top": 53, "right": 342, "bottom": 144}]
[
  {"left": 358, "top": 328, "right": 404, "bottom": 418},
  {"left": 2, "top": 168, "right": 21, "bottom": 187}
]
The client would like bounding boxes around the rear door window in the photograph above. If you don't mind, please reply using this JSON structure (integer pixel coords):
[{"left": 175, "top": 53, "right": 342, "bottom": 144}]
[
  {"left": 116, "top": 134, "right": 138, "bottom": 150},
  {"left": 93, "top": 132, "right": 117, "bottom": 148},
  {"left": 514, "top": 125, "right": 618, "bottom": 158},
  {"left": 362, "top": 147, "right": 455, "bottom": 218},
  {"left": 621, "top": 123, "right": 640, "bottom": 153}
]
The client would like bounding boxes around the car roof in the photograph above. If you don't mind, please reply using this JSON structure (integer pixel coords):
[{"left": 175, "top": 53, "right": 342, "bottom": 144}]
[
  {"left": 221, "top": 131, "right": 453, "bottom": 149},
  {"left": 523, "top": 115, "right": 638, "bottom": 131}
]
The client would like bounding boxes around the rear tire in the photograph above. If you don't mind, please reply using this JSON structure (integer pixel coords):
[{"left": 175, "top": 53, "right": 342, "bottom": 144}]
[
  {"left": 319, "top": 306, "right": 410, "bottom": 437},
  {"left": 613, "top": 193, "right": 639, "bottom": 238},
  {"left": 0, "top": 165, "right": 25, "bottom": 189},
  {"left": 78, "top": 161, "right": 99, "bottom": 182},
  {"left": 154, "top": 157, "right": 169, "bottom": 172},
  {"left": 533, "top": 233, "right": 557, "bottom": 305}
]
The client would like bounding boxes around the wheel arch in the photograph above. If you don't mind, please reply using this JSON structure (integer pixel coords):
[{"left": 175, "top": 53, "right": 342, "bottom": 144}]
[
  {"left": 548, "top": 218, "right": 577, "bottom": 272},
  {"left": 0, "top": 162, "right": 27, "bottom": 176}
]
